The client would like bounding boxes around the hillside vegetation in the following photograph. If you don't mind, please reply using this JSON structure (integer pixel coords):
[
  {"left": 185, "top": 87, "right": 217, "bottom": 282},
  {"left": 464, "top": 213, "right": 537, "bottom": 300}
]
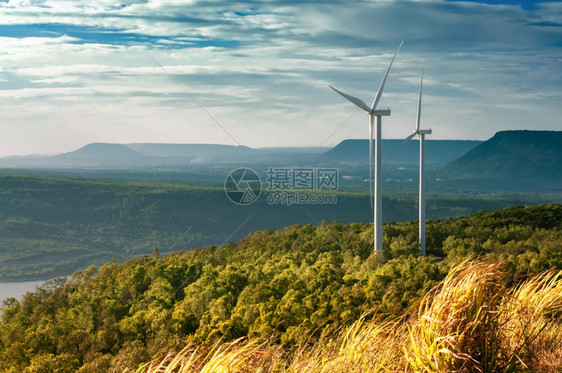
[
  {"left": 139, "top": 261, "right": 562, "bottom": 373},
  {"left": 0, "top": 203, "right": 560, "bottom": 372}
]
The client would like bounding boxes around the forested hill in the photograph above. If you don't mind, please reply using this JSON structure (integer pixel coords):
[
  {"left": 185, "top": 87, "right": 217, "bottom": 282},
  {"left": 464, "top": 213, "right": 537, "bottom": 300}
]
[
  {"left": 0, "top": 203, "right": 560, "bottom": 371},
  {"left": 318, "top": 139, "right": 482, "bottom": 164},
  {"left": 442, "top": 130, "right": 562, "bottom": 180},
  {"left": 0, "top": 172, "right": 537, "bottom": 281}
]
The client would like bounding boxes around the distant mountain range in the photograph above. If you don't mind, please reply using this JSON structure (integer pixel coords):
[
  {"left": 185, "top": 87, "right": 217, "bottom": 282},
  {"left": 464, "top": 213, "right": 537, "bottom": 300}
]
[
  {"left": 0, "top": 143, "right": 326, "bottom": 168},
  {"left": 318, "top": 139, "right": 483, "bottom": 165},
  {"left": 442, "top": 130, "right": 562, "bottom": 181},
  {"left": 0, "top": 131, "right": 559, "bottom": 184},
  {"left": 0, "top": 140, "right": 482, "bottom": 169}
]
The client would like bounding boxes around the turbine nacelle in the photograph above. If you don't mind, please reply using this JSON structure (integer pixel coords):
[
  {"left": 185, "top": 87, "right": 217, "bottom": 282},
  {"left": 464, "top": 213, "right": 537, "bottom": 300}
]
[
  {"left": 417, "top": 129, "right": 432, "bottom": 135},
  {"left": 373, "top": 109, "right": 391, "bottom": 116}
]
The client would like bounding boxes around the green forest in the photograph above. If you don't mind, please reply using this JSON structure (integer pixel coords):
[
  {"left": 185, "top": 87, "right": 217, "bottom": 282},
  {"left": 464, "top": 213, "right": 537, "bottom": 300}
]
[
  {"left": 0, "top": 172, "right": 547, "bottom": 280},
  {"left": 0, "top": 203, "right": 560, "bottom": 372}
]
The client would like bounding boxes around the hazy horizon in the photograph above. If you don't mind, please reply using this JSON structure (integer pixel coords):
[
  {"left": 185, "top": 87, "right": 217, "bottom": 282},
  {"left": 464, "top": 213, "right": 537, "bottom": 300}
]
[{"left": 0, "top": 137, "right": 490, "bottom": 158}]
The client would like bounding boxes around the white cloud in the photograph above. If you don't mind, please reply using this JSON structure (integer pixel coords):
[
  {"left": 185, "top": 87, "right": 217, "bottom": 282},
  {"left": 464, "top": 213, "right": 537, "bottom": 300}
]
[{"left": 0, "top": 0, "right": 560, "bottom": 156}]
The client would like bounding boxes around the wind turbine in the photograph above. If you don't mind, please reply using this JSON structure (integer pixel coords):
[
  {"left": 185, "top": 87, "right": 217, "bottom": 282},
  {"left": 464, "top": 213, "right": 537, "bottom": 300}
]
[
  {"left": 387, "top": 58, "right": 431, "bottom": 256},
  {"left": 329, "top": 41, "right": 403, "bottom": 252}
]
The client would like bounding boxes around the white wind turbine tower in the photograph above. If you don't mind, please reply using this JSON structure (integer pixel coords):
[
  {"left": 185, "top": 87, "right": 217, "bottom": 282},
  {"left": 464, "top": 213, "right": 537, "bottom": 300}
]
[
  {"left": 388, "top": 58, "right": 431, "bottom": 255},
  {"left": 329, "top": 41, "right": 403, "bottom": 252}
]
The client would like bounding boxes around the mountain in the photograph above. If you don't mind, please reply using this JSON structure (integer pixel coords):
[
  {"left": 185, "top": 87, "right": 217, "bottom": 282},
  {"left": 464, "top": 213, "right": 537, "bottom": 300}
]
[
  {"left": 0, "top": 143, "right": 154, "bottom": 168},
  {"left": 126, "top": 143, "right": 251, "bottom": 163},
  {"left": 58, "top": 143, "right": 153, "bottom": 164},
  {"left": 0, "top": 143, "right": 326, "bottom": 168},
  {"left": 127, "top": 143, "right": 325, "bottom": 164},
  {"left": 318, "top": 139, "right": 483, "bottom": 165},
  {"left": 0, "top": 139, "right": 482, "bottom": 169},
  {"left": 442, "top": 130, "right": 562, "bottom": 181},
  {"left": 0, "top": 143, "right": 249, "bottom": 168}
]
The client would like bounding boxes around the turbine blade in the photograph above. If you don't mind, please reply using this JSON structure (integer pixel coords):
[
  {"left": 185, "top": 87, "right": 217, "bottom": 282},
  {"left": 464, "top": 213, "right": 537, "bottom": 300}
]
[
  {"left": 370, "top": 40, "right": 404, "bottom": 110},
  {"left": 329, "top": 85, "right": 372, "bottom": 113},
  {"left": 385, "top": 131, "right": 416, "bottom": 163},
  {"left": 416, "top": 55, "right": 426, "bottom": 131},
  {"left": 369, "top": 118, "right": 374, "bottom": 209}
]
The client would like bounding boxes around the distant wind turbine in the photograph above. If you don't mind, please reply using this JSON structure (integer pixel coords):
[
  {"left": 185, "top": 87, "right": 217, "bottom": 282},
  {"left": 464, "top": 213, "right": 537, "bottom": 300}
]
[
  {"left": 330, "top": 41, "right": 403, "bottom": 252},
  {"left": 387, "top": 57, "right": 432, "bottom": 256}
]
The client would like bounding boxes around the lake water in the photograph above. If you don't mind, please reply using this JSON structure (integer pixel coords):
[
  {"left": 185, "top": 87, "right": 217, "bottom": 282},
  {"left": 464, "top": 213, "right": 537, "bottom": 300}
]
[{"left": 0, "top": 280, "right": 47, "bottom": 302}]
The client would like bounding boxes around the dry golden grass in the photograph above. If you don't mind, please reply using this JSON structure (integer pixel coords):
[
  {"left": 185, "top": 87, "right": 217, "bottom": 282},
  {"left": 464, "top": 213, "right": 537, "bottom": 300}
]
[
  {"left": 286, "top": 317, "right": 408, "bottom": 373},
  {"left": 499, "top": 270, "right": 562, "bottom": 372},
  {"left": 135, "top": 338, "right": 283, "bottom": 373},
  {"left": 405, "top": 261, "right": 507, "bottom": 372},
  {"left": 135, "top": 260, "right": 562, "bottom": 373}
]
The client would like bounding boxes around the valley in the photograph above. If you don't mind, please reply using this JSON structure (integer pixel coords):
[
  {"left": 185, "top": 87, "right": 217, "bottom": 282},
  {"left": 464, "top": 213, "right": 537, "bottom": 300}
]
[{"left": 0, "top": 130, "right": 560, "bottom": 280}]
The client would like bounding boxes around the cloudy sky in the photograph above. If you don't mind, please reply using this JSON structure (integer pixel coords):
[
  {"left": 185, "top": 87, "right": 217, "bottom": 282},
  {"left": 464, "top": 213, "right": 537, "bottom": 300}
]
[{"left": 0, "top": 0, "right": 560, "bottom": 156}]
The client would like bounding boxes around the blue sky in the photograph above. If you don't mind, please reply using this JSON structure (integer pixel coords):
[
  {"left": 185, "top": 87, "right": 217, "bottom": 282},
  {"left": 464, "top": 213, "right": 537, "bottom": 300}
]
[{"left": 0, "top": 0, "right": 560, "bottom": 156}]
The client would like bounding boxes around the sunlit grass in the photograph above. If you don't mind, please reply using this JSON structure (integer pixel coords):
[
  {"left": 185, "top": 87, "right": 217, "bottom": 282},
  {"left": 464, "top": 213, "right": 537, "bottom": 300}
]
[
  {"left": 136, "top": 260, "right": 562, "bottom": 372},
  {"left": 134, "top": 338, "right": 282, "bottom": 373}
]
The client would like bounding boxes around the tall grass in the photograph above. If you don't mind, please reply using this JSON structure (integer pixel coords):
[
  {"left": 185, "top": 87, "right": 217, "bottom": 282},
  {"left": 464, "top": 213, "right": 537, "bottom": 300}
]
[
  {"left": 405, "top": 261, "right": 507, "bottom": 372},
  {"left": 133, "top": 338, "right": 283, "bottom": 373},
  {"left": 499, "top": 270, "right": 562, "bottom": 371},
  {"left": 135, "top": 261, "right": 562, "bottom": 372}
]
